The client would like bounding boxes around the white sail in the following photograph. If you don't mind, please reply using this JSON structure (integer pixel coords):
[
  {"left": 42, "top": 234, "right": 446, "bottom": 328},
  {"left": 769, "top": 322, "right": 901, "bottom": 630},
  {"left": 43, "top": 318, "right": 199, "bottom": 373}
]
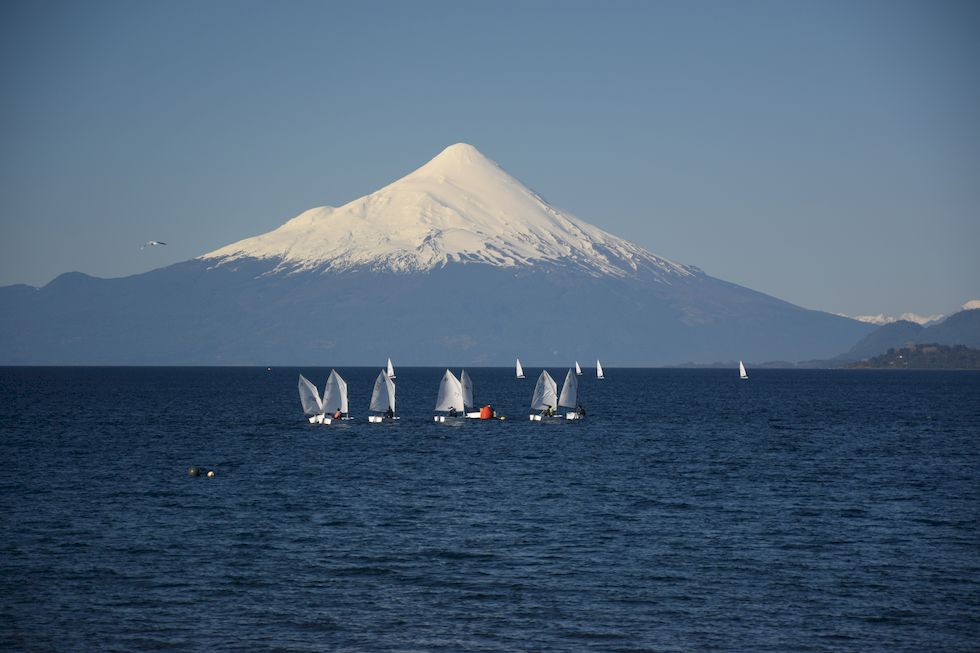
[
  {"left": 516, "top": 358, "right": 525, "bottom": 379},
  {"left": 386, "top": 358, "right": 396, "bottom": 379},
  {"left": 530, "top": 370, "right": 558, "bottom": 410},
  {"left": 460, "top": 369, "right": 474, "bottom": 409},
  {"left": 558, "top": 369, "right": 578, "bottom": 408},
  {"left": 298, "top": 374, "right": 323, "bottom": 416},
  {"left": 370, "top": 369, "right": 396, "bottom": 413},
  {"left": 575, "top": 361, "right": 582, "bottom": 375},
  {"left": 596, "top": 360, "right": 605, "bottom": 379},
  {"left": 435, "top": 369, "right": 464, "bottom": 412},
  {"left": 739, "top": 360, "right": 748, "bottom": 380},
  {"left": 322, "top": 369, "right": 348, "bottom": 414}
]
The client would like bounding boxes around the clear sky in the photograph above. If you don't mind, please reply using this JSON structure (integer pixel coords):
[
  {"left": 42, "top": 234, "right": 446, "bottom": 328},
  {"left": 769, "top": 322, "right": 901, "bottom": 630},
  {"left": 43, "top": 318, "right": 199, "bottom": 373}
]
[{"left": 1, "top": 0, "right": 977, "bottom": 318}]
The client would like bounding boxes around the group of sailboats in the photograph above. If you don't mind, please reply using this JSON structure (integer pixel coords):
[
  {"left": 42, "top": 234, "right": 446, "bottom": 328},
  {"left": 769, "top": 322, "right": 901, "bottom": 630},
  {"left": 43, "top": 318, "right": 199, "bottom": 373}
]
[
  {"left": 298, "top": 369, "right": 351, "bottom": 425},
  {"left": 528, "top": 368, "right": 584, "bottom": 421},
  {"left": 516, "top": 358, "right": 604, "bottom": 380},
  {"left": 433, "top": 369, "right": 490, "bottom": 422},
  {"left": 300, "top": 357, "right": 746, "bottom": 425},
  {"left": 300, "top": 359, "right": 399, "bottom": 425}
]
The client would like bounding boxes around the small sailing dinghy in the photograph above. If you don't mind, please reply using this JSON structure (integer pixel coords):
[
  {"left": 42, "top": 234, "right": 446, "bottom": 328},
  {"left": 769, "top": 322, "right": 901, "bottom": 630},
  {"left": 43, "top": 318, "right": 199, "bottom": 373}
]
[
  {"left": 322, "top": 369, "right": 352, "bottom": 422},
  {"left": 461, "top": 369, "right": 481, "bottom": 418},
  {"left": 298, "top": 374, "right": 326, "bottom": 424},
  {"left": 575, "top": 361, "right": 582, "bottom": 376},
  {"left": 558, "top": 369, "right": 585, "bottom": 420},
  {"left": 516, "top": 358, "right": 525, "bottom": 379},
  {"left": 368, "top": 369, "right": 398, "bottom": 422},
  {"left": 596, "top": 360, "right": 605, "bottom": 380},
  {"left": 529, "top": 370, "right": 559, "bottom": 421},
  {"left": 739, "top": 360, "right": 748, "bottom": 380},
  {"left": 433, "top": 369, "right": 465, "bottom": 422},
  {"left": 386, "top": 358, "right": 396, "bottom": 380}
]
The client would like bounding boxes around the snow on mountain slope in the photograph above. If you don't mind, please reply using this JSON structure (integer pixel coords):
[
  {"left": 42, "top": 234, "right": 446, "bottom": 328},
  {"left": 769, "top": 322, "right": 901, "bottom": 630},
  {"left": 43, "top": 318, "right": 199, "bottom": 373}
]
[{"left": 202, "top": 143, "right": 696, "bottom": 281}]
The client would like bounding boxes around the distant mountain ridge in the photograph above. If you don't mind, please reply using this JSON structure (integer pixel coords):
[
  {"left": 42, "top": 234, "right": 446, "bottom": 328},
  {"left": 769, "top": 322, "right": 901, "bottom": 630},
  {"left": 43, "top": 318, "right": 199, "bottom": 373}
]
[
  {"left": 0, "top": 144, "right": 872, "bottom": 365},
  {"left": 837, "top": 309, "right": 980, "bottom": 361}
]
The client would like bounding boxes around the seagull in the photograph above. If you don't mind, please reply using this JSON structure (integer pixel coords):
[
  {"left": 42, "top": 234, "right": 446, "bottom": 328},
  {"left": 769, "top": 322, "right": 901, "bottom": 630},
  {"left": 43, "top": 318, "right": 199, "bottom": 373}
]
[{"left": 140, "top": 240, "right": 167, "bottom": 250}]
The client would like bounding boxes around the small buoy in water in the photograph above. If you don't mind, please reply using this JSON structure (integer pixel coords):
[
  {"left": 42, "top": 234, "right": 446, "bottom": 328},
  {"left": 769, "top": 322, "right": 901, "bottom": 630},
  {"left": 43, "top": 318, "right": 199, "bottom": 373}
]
[
  {"left": 188, "top": 466, "right": 201, "bottom": 477},
  {"left": 206, "top": 470, "right": 215, "bottom": 478}
]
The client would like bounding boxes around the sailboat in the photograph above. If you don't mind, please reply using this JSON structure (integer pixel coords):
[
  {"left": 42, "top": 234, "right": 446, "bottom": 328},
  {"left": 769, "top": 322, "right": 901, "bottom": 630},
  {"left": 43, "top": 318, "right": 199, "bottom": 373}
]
[
  {"left": 386, "top": 358, "right": 396, "bottom": 379},
  {"left": 433, "top": 369, "right": 465, "bottom": 422},
  {"left": 596, "top": 359, "right": 605, "bottom": 380},
  {"left": 558, "top": 369, "right": 584, "bottom": 420},
  {"left": 528, "top": 370, "right": 558, "bottom": 421},
  {"left": 368, "top": 369, "right": 398, "bottom": 422},
  {"left": 298, "top": 374, "right": 326, "bottom": 424},
  {"left": 516, "top": 358, "right": 525, "bottom": 379},
  {"left": 322, "top": 369, "right": 351, "bottom": 422},
  {"left": 739, "top": 360, "right": 748, "bottom": 380},
  {"left": 460, "top": 369, "right": 481, "bottom": 418},
  {"left": 575, "top": 361, "right": 582, "bottom": 376}
]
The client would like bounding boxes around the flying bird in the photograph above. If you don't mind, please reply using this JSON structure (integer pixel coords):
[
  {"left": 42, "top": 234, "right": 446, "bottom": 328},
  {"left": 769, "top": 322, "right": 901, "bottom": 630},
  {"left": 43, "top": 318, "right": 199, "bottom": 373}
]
[{"left": 140, "top": 240, "right": 167, "bottom": 250}]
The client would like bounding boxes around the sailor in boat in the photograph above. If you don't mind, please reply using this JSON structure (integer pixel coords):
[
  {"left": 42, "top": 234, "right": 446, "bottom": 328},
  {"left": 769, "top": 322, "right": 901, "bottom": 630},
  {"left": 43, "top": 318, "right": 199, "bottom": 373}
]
[
  {"left": 448, "top": 406, "right": 458, "bottom": 417},
  {"left": 576, "top": 404, "right": 586, "bottom": 418},
  {"left": 384, "top": 405, "right": 394, "bottom": 419},
  {"left": 540, "top": 405, "right": 555, "bottom": 417},
  {"left": 333, "top": 408, "right": 343, "bottom": 420}
]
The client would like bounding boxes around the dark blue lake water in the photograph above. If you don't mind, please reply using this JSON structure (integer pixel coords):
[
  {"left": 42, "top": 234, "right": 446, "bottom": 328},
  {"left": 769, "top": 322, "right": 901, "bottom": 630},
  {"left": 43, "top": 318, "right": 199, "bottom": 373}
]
[{"left": 1, "top": 367, "right": 978, "bottom": 652}]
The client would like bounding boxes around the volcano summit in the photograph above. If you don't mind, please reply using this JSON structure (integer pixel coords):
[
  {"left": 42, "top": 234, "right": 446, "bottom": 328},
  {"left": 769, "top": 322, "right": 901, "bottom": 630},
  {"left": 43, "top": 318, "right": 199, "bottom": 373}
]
[
  {"left": 0, "top": 144, "right": 870, "bottom": 365},
  {"left": 204, "top": 143, "right": 693, "bottom": 281}
]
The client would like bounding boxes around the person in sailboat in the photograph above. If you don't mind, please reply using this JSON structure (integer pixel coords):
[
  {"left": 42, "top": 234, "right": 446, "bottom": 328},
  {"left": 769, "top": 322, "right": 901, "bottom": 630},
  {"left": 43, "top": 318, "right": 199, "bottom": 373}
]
[
  {"left": 333, "top": 408, "right": 343, "bottom": 420},
  {"left": 384, "top": 405, "right": 394, "bottom": 419},
  {"left": 577, "top": 403, "right": 586, "bottom": 417},
  {"left": 541, "top": 405, "right": 555, "bottom": 417},
  {"left": 448, "top": 406, "right": 458, "bottom": 417}
]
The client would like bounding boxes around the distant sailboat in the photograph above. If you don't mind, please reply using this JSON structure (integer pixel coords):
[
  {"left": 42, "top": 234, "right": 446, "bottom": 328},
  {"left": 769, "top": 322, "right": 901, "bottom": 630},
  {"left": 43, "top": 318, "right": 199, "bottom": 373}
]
[
  {"left": 558, "top": 369, "right": 584, "bottom": 420},
  {"left": 516, "top": 358, "right": 525, "bottom": 379},
  {"left": 596, "top": 360, "right": 605, "bottom": 380},
  {"left": 386, "top": 358, "right": 396, "bottom": 379},
  {"left": 433, "top": 369, "right": 465, "bottom": 422},
  {"left": 368, "top": 369, "right": 398, "bottom": 422},
  {"left": 739, "top": 360, "right": 748, "bottom": 380},
  {"left": 575, "top": 361, "right": 582, "bottom": 376},
  {"left": 529, "top": 370, "right": 558, "bottom": 421}
]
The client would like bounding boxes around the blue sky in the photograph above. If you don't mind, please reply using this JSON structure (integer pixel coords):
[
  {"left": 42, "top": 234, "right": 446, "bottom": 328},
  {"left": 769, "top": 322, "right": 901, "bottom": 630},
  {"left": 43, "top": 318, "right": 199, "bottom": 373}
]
[{"left": 1, "top": 0, "right": 977, "bottom": 317}]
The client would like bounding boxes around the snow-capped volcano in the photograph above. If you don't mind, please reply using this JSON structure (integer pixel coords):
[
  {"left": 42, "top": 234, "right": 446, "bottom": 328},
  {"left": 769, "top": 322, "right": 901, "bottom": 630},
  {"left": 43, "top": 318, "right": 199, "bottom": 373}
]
[
  {"left": 0, "top": 143, "right": 875, "bottom": 365},
  {"left": 203, "top": 143, "right": 694, "bottom": 281}
]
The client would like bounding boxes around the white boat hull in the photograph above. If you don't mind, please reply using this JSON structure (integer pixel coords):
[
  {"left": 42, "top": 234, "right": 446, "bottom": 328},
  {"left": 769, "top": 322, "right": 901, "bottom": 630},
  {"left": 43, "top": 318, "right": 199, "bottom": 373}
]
[
  {"left": 530, "top": 413, "right": 582, "bottom": 421},
  {"left": 434, "top": 415, "right": 468, "bottom": 423},
  {"left": 369, "top": 415, "right": 399, "bottom": 423}
]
